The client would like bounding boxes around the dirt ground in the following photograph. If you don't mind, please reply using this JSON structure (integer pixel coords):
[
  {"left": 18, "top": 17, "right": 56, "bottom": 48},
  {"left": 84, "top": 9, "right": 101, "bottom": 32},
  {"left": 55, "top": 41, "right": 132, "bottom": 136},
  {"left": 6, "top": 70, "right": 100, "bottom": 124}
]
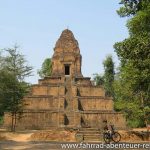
[
  {"left": 0, "top": 129, "right": 76, "bottom": 142},
  {"left": 0, "top": 128, "right": 149, "bottom": 142},
  {"left": 0, "top": 128, "right": 149, "bottom": 150}
]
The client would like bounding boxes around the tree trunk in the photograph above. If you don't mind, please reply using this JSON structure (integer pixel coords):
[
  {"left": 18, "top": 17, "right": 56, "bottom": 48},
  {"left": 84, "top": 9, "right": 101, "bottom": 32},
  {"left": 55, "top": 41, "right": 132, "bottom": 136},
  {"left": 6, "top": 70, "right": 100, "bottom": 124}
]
[
  {"left": 11, "top": 113, "right": 14, "bottom": 132},
  {"left": 140, "top": 92, "right": 147, "bottom": 127},
  {"left": 14, "top": 112, "right": 17, "bottom": 132}
]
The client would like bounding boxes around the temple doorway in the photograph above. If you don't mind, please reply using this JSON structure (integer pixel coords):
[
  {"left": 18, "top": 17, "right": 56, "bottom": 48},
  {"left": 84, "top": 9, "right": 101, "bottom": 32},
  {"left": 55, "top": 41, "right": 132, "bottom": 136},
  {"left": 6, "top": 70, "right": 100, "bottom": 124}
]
[{"left": 65, "top": 65, "right": 70, "bottom": 75}]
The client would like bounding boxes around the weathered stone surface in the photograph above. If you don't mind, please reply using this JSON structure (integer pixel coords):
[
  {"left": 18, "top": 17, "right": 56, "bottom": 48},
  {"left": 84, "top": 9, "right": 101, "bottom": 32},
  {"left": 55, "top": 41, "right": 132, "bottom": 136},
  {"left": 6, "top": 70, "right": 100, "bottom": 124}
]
[
  {"left": 51, "top": 29, "right": 82, "bottom": 77},
  {"left": 55, "top": 29, "right": 79, "bottom": 51},
  {"left": 3, "top": 29, "right": 126, "bottom": 130}
]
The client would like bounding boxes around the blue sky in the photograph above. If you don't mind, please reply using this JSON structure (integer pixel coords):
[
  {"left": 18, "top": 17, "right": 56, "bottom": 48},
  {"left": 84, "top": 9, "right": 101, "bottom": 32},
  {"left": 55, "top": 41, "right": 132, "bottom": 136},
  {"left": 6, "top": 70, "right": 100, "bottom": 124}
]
[{"left": 0, "top": 0, "right": 128, "bottom": 83}]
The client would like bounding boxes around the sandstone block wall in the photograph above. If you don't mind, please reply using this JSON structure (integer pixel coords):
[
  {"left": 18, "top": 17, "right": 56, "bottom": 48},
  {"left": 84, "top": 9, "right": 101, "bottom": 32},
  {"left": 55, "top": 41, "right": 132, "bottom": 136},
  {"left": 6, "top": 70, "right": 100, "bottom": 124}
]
[
  {"left": 81, "top": 113, "right": 126, "bottom": 129},
  {"left": 79, "top": 98, "right": 113, "bottom": 111},
  {"left": 24, "top": 97, "right": 59, "bottom": 110},
  {"left": 31, "top": 85, "right": 65, "bottom": 96},
  {"left": 75, "top": 78, "right": 91, "bottom": 86},
  {"left": 4, "top": 111, "right": 60, "bottom": 130},
  {"left": 78, "top": 86, "right": 105, "bottom": 97},
  {"left": 38, "top": 77, "right": 62, "bottom": 85}
]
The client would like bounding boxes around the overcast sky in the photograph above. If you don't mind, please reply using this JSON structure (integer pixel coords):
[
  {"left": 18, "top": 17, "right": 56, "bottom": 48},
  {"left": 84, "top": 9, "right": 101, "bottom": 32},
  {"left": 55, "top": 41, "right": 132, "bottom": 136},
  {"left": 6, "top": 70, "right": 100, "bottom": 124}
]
[{"left": 0, "top": 0, "right": 128, "bottom": 84}]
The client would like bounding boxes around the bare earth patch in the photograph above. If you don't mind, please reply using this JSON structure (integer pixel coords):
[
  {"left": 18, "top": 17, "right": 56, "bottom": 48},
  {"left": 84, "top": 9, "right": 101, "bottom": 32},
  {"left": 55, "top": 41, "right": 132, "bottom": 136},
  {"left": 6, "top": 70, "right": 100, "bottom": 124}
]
[
  {"left": 30, "top": 130, "right": 76, "bottom": 142},
  {"left": 0, "top": 128, "right": 149, "bottom": 150},
  {"left": 0, "top": 128, "right": 149, "bottom": 142},
  {"left": 0, "top": 132, "right": 32, "bottom": 142},
  {"left": 120, "top": 131, "right": 149, "bottom": 142}
]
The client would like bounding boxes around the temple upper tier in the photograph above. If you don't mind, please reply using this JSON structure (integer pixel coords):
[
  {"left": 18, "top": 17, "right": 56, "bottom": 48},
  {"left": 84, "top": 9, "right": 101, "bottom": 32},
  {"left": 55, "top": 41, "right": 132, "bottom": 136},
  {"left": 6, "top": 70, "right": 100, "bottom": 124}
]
[{"left": 51, "top": 29, "right": 83, "bottom": 77}]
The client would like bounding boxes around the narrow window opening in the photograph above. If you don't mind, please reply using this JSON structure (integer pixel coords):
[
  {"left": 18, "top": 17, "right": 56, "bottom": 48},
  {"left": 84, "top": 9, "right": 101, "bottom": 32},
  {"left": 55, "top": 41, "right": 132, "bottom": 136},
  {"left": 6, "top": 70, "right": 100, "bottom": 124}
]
[{"left": 65, "top": 65, "right": 70, "bottom": 75}]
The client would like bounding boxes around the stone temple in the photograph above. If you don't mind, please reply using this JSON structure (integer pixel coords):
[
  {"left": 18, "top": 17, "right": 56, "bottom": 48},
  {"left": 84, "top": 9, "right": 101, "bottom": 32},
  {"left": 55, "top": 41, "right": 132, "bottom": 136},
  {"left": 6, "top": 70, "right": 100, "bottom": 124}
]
[{"left": 4, "top": 29, "right": 126, "bottom": 130}]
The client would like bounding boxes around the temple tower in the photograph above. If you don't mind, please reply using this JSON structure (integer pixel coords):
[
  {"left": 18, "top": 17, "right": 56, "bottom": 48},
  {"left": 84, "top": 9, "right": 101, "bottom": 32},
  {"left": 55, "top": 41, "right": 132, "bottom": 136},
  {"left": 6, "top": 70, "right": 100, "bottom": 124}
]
[{"left": 51, "top": 29, "right": 82, "bottom": 77}]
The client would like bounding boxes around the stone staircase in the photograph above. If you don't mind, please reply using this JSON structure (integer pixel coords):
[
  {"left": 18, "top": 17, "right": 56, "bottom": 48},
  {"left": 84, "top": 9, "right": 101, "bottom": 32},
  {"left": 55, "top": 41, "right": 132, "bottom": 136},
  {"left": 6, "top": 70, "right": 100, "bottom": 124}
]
[
  {"left": 76, "top": 128, "right": 103, "bottom": 142},
  {"left": 64, "top": 77, "right": 75, "bottom": 127},
  {"left": 65, "top": 77, "right": 73, "bottom": 110}
]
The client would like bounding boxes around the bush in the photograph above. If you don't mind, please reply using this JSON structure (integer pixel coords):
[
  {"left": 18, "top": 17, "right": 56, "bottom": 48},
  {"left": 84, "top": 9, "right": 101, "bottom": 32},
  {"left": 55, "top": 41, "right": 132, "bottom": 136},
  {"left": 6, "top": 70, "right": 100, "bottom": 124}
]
[{"left": 0, "top": 116, "right": 3, "bottom": 125}]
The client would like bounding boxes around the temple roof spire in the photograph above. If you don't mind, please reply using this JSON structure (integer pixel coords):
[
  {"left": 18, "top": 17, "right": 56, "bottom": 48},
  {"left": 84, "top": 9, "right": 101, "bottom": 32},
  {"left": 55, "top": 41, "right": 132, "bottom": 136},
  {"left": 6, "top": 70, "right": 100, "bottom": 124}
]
[
  {"left": 55, "top": 29, "right": 79, "bottom": 51},
  {"left": 52, "top": 29, "right": 82, "bottom": 77}
]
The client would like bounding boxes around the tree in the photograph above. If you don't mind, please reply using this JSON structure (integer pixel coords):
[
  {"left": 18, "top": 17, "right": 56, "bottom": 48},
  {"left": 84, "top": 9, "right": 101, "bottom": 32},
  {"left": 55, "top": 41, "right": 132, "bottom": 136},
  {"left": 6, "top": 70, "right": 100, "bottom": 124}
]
[
  {"left": 0, "top": 45, "right": 33, "bottom": 131},
  {"left": 113, "top": 0, "right": 150, "bottom": 127},
  {"left": 38, "top": 58, "right": 52, "bottom": 78},
  {"left": 93, "top": 73, "right": 104, "bottom": 86},
  {"left": 117, "top": 0, "right": 149, "bottom": 17},
  {"left": 113, "top": 69, "right": 147, "bottom": 127},
  {"left": 103, "top": 55, "right": 115, "bottom": 97}
]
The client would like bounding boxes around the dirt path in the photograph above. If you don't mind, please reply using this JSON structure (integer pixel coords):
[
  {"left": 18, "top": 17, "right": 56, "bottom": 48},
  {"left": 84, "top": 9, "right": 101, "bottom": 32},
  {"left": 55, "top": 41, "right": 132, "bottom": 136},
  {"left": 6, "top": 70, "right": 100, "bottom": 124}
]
[
  {"left": 1, "top": 132, "right": 32, "bottom": 142},
  {"left": 0, "top": 141, "right": 61, "bottom": 150}
]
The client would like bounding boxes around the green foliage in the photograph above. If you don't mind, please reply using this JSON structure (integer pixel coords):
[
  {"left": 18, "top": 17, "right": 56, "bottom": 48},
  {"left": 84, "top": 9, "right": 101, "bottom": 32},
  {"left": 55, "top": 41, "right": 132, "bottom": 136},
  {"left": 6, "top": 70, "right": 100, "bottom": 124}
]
[
  {"left": 127, "top": 9, "right": 150, "bottom": 35},
  {"left": 2, "top": 46, "right": 32, "bottom": 81},
  {"left": 93, "top": 55, "right": 115, "bottom": 97},
  {"left": 113, "top": 0, "right": 150, "bottom": 127},
  {"left": 103, "top": 55, "right": 115, "bottom": 97},
  {"left": 38, "top": 58, "right": 52, "bottom": 78},
  {"left": 0, "top": 116, "right": 3, "bottom": 125},
  {"left": 117, "top": 0, "right": 149, "bottom": 17},
  {"left": 93, "top": 73, "right": 104, "bottom": 86},
  {"left": 114, "top": 91, "right": 146, "bottom": 127},
  {"left": 0, "top": 45, "right": 33, "bottom": 131}
]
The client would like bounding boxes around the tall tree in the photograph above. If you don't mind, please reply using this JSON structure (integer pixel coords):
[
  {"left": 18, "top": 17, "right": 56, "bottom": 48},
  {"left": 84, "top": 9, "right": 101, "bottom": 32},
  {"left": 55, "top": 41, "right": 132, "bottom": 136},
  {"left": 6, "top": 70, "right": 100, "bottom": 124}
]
[
  {"left": 93, "top": 73, "right": 104, "bottom": 86},
  {"left": 0, "top": 45, "right": 33, "bottom": 131},
  {"left": 117, "top": 0, "right": 149, "bottom": 17},
  {"left": 113, "top": 0, "right": 150, "bottom": 127},
  {"left": 103, "top": 55, "right": 115, "bottom": 97},
  {"left": 38, "top": 58, "right": 52, "bottom": 78}
]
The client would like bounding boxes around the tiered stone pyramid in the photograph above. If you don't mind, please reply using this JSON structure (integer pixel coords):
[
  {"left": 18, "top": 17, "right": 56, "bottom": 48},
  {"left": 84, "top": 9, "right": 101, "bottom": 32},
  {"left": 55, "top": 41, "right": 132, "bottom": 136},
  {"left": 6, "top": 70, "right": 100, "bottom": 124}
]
[{"left": 4, "top": 29, "right": 126, "bottom": 130}]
